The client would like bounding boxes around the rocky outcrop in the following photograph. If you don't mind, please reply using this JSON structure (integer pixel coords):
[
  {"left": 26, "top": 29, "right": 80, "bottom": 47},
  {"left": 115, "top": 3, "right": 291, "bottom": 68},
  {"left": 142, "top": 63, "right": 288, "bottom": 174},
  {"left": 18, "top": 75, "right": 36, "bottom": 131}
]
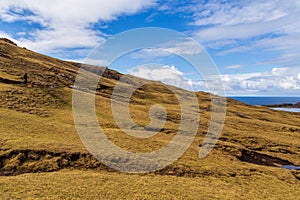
[
  {"left": 265, "top": 102, "right": 300, "bottom": 108},
  {"left": 0, "top": 38, "right": 17, "bottom": 46}
]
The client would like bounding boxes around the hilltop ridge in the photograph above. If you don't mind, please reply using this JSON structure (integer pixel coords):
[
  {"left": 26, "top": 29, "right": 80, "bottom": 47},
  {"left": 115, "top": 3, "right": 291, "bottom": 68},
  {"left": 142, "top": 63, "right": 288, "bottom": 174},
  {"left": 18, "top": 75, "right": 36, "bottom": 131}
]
[
  {"left": 0, "top": 38, "right": 300, "bottom": 199},
  {"left": 0, "top": 38, "right": 122, "bottom": 88}
]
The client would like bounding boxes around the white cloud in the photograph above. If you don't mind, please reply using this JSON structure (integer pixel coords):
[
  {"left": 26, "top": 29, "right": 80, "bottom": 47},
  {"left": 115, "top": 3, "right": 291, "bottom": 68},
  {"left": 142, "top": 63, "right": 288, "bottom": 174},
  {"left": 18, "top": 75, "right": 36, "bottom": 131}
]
[
  {"left": 217, "top": 66, "right": 300, "bottom": 96},
  {"left": 162, "top": 39, "right": 203, "bottom": 55},
  {"left": 126, "top": 64, "right": 300, "bottom": 96},
  {"left": 192, "top": 1, "right": 288, "bottom": 26},
  {"left": 191, "top": 0, "right": 300, "bottom": 60},
  {"left": 0, "top": 0, "right": 156, "bottom": 54},
  {"left": 164, "top": 67, "right": 300, "bottom": 96},
  {"left": 129, "top": 65, "right": 193, "bottom": 90},
  {"left": 82, "top": 58, "right": 109, "bottom": 66},
  {"left": 175, "top": 66, "right": 300, "bottom": 96},
  {"left": 18, "top": 26, "right": 102, "bottom": 53},
  {"left": 225, "top": 65, "right": 243, "bottom": 69},
  {"left": 0, "top": 31, "right": 13, "bottom": 40},
  {"left": 130, "top": 39, "right": 204, "bottom": 61},
  {"left": 130, "top": 48, "right": 173, "bottom": 60},
  {"left": 128, "top": 65, "right": 223, "bottom": 95}
]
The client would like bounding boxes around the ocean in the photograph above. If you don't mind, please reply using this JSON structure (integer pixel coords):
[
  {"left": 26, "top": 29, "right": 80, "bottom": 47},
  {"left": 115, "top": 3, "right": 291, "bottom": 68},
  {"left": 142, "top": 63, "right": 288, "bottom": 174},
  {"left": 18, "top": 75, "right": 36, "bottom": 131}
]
[
  {"left": 230, "top": 96, "right": 300, "bottom": 113},
  {"left": 230, "top": 96, "right": 300, "bottom": 106}
]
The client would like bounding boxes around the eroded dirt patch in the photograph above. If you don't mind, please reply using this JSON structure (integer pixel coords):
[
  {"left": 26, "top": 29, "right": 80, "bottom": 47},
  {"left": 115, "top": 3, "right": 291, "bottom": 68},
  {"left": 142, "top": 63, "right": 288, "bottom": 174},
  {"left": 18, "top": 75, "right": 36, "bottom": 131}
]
[
  {"left": 0, "top": 149, "right": 110, "bottom": 176},
  {"left": 237, "top": 149, "right": 293, "bottom": 167}
]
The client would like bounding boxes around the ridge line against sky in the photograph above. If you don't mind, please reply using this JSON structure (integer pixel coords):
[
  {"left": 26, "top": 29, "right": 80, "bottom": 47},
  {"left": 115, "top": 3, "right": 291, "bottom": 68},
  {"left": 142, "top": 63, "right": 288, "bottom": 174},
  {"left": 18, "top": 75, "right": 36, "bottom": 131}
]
[{"left": 0, "top": 0, "right": 300, "bottom": 96}]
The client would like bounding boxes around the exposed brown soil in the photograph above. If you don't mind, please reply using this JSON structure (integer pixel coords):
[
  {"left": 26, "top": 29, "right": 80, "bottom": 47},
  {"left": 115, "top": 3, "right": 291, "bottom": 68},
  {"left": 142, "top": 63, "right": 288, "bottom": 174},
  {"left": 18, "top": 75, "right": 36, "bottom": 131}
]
[
  {"left": 265, "top": 102, "right": 300, "bottom": 108},
  {"left": 237, "top": 149, "right": 293, "bottom": 167},
  {"left": 0, "top": 77, "right": 23, "bottom": 85},
  {"left": 0, "top": 149, "right": 109, "bottom": 176},
  {"left": 1, "top": 147, "right": 298, "bottom": 179}
]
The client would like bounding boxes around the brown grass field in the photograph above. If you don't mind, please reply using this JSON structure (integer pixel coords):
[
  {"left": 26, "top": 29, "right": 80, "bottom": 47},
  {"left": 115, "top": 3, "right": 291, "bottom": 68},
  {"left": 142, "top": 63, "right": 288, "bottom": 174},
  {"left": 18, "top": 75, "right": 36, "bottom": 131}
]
[{"left": 0, "top": 38, "right": 299, "bottom": 199}]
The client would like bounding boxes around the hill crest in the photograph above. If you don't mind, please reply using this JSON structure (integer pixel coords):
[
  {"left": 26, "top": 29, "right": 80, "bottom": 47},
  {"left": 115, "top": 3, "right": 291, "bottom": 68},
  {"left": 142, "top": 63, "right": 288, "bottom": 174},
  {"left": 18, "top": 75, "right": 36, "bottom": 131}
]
[{"left": 0, "top": 37, "right": 299, "bottom": 185}]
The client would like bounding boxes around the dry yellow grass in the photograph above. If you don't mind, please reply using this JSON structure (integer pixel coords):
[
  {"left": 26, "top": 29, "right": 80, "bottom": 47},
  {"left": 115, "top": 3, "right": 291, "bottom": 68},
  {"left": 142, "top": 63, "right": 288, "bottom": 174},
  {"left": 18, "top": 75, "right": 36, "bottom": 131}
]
[
  {"left": 0, "top": 38, "right": 300, "bottom": 199},
  {"left": 1, "top": 170, "right": 300, "bottom": 200}
]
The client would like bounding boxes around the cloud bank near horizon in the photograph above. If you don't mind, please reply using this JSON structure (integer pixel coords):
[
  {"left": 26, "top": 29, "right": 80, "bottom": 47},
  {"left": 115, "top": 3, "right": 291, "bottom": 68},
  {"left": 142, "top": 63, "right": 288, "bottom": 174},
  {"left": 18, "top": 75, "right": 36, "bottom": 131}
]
[{"left": 130, "top": 65, "right": 300, "bottom": 96}]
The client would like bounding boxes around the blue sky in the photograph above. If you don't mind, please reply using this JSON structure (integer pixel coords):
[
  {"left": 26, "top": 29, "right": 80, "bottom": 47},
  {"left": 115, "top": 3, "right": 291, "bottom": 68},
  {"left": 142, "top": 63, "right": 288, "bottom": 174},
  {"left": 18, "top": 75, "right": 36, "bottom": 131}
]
[{"left": 0, "top": 0, "right": 300, "bottom": 96}]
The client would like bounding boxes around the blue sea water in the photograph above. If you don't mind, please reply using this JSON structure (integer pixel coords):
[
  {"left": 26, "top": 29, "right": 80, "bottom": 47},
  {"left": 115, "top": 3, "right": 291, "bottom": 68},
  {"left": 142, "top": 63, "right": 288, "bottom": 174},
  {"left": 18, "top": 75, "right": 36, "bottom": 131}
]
[
  {"left": 230, "top": 96, "right": 300, "bottom": 113},
  {"left": 230, "top": 97, "right": 300, "bottom": 106}
]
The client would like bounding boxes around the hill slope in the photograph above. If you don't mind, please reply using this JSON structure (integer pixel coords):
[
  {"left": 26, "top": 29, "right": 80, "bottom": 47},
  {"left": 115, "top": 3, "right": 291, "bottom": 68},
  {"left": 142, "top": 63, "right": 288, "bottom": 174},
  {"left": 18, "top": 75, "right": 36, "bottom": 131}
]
[{"left": 0, "top": 38, "right": 299, "bottom": 199}]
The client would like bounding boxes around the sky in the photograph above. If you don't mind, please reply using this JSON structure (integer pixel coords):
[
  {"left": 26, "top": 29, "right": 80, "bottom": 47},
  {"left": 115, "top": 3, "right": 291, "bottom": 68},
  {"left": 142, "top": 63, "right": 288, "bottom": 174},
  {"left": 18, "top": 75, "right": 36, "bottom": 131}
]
[{"left": 0, "top": 0, "right": 300, "bottom": 96}]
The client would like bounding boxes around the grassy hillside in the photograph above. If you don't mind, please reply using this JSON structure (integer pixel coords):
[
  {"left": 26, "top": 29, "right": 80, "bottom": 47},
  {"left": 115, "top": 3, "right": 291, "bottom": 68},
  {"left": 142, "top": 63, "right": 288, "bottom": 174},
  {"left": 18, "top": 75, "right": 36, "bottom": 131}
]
[{"left": 0, "top": 38, "right": 299, "bottom": 199}]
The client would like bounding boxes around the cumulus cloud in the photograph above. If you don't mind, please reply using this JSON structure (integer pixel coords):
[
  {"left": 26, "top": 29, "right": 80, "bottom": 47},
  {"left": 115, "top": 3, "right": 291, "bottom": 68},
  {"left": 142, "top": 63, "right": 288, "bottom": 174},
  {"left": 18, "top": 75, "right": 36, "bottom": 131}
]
[
  {"left": 129, "top": 65, "right": 193, "bottom": 90},
  {"left": 0, "top": 0, "right": 156, "bottom": 54},
  {"left": 128, "top": 65, "right": 225, "bottom": 95},
  {"left": 182, "top": 66, "right": 300, "bottom": 96},
  {"left": 129, "top": 64, "right": 300, "bottom": 96},
  {"left": 218, "top": 66, "right": 300, "bottom": 96}
]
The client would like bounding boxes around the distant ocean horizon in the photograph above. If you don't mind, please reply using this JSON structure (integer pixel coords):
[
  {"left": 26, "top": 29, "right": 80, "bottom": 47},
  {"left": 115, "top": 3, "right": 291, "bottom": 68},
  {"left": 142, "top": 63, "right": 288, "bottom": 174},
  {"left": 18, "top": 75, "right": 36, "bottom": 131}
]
[{"left": 230, "top": 96, "right": 300, "bottom": 106}]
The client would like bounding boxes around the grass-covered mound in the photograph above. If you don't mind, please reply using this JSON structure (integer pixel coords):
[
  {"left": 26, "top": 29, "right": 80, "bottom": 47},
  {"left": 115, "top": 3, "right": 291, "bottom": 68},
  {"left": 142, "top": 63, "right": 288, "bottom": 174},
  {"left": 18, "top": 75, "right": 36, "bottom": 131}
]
[{"left": 0, "top": 38, "right": 299, "bottom": 199}]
